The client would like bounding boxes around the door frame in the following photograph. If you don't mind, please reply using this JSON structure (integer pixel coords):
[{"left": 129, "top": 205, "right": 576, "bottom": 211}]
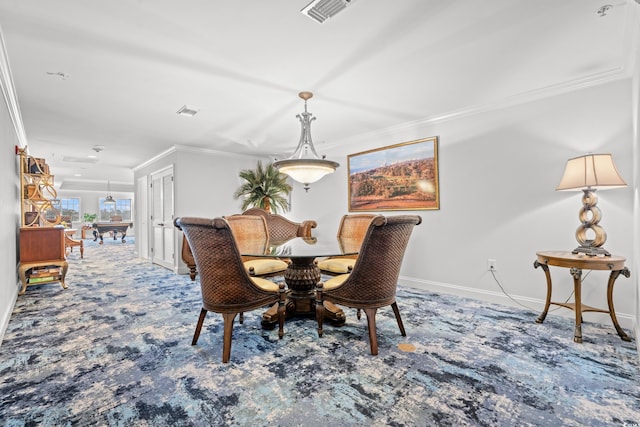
[{"left": 149, "top": 165, "right": 175, "bottom": 271}]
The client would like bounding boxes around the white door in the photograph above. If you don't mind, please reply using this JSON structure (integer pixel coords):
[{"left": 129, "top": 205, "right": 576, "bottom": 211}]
[
  {"left": 150, "top": 166, "right": 174, "bottom": 270},
  {"left": 136, "top": 176, "right": 149, "bottom": 259}
]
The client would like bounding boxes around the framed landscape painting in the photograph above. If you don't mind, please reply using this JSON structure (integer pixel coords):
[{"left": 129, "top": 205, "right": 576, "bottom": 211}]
[{"left": 348, "top": 136, "right": 439, "bottom": 212}]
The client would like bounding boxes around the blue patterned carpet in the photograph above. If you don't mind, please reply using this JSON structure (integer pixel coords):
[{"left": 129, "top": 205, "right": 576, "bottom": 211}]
[{"left": 1, "top": 237, "right": 639, "bottom": 426}]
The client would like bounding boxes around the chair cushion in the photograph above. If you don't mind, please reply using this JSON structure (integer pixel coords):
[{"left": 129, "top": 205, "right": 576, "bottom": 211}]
[
  {"left": 317, "top": 258, "right": 354, "bottom": 274},
  {"left": 323, "top": 274, "right": 350, "bottom": 291},
  {"left": 250, "top": 277, "right": 281, "bottom": 292},
  {"left": 245, "top": 259, "right": 288, "bottom": 276}
]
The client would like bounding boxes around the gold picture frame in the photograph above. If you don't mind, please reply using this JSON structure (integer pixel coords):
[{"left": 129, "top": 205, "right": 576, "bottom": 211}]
[{"left": 348, "top": 136, "right": 439, "bottom": 212}]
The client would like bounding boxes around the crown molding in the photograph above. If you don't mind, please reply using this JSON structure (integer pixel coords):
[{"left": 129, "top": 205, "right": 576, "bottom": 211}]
[
  {"left": 328, "top": 5, "right": 640, "bottom": 151},
  {"left": 0, "top": 26, "right": 27, "bottom": 148},
  {"left": 58, "top": 179, "right": 134, "bottom": 193},
  {"left": 327, "top": 66, "right": 629, "bottom": 152}
]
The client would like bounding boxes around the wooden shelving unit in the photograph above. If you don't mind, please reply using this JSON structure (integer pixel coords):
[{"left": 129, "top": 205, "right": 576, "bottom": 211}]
[
  {"left": 17, "top": 147, "right": 61, "bottom": 227},
  {"left": 16, "top": 148, "right": 67, "bottom": 294}
]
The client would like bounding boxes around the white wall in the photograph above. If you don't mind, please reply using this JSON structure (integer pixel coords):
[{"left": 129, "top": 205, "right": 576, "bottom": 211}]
[
  {"left": 133, "top": 145, "right": 262, "bottom": 273},
  {"left": 0, "top": 103, "right": 20, "bottom": 345},
  {"left": 0, "top": 29, "right": 23, "bottom": 344},
  {"left": 292, "top": 78, "right": 637, "bottom": 329},
  {"left": 631, "top": 7, "right": 640, "bottom": 346}
]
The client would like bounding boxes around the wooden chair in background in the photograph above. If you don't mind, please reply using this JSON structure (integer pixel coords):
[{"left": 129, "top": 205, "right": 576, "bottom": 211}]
[
  {"left": 317, "top": 214, "right": 377, "bottom": 276},
  {"left": 64, "top": 229, "right": 84, "bottom": 258},
  {"left": 241, "top": 208, "right": 317, "bottom": 242},
  {"left": 180, "top": 208, "right": 317, "bottom": 281},
  {"left": 224, "top": 215, "right": 289, "bottom": 278}
]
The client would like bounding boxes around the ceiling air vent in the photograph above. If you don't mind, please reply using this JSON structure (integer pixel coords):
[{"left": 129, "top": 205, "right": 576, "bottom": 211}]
[
  {"left": 300, "top": 0, "right": 357, "bottom": 24},
  {"left": 176, "top": 105, "right": 200, "bottom": 117}
]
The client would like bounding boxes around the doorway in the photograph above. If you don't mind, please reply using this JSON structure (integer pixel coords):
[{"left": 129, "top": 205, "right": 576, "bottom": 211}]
[{"left": 150, "top": 166, "right": 174, "bottom": 270}]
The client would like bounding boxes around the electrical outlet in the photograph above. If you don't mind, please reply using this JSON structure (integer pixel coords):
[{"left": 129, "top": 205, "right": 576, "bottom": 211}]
[{"left": 487, "top": 259, "right": 497, "bottom": 271}]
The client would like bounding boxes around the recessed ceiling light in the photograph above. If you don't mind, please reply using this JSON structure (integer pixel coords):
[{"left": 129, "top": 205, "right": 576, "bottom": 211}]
[{"left": 177, "top": 105, "right": 200, "bottom": 117}]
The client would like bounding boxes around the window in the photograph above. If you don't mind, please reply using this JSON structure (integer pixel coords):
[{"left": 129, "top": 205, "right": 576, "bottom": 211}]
[
  {"left": 60, "top": 198, "right": 80, "bottom": 223},
  {"left": 99, "top": 198, "right": 132, "bottom": 221}
]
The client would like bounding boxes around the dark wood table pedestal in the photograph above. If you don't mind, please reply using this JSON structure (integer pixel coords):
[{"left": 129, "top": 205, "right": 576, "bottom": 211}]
[
  {"left": 261, "top": 256, "right": 346, "bottom": 329},
  {"left": 249, "top": 237, "right": 360, "bottom": 330}
]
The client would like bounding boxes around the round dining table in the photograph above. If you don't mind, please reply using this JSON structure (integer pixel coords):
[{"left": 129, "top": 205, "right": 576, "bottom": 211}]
[{"left": 243, "top": 236, "right": 360, "bottom": 328}]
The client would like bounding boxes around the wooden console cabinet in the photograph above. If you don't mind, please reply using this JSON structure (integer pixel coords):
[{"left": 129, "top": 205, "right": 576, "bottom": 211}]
[{"left": 18, "top": 227, "right": 68, "bottom": 295}]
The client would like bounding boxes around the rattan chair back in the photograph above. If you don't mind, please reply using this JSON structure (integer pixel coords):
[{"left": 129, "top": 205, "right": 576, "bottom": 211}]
[
  {"left": 242, "top": 208, "right": 317, "bottom": 242},
  {"left": 176, "top": 217, "right": 279, "bottom": 311},
  {"left": 224, "top": 215, "right": 270, "bottom": 257},
  {"left": 337, "top": 214, "right": 377, "bottom": 241},
  {"left": 318, "top": 214, "right": 377, "bottom": 275},
  {"left": 334, "top": 215, "right": 421, "bottom": 305}
]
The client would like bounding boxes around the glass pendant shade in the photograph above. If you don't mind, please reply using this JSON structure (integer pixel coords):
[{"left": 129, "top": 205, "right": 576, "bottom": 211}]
[
  {"left": 275, "top": 160, "right": 338, "bottom": 185},
  {"left": 273, "top": 91, "right": 339, "bottom": 191},
  {"left": 104, "top": 180, "right": 117, "bottom": 205}
]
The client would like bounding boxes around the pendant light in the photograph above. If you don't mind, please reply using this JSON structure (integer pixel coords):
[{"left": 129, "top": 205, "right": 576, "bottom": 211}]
[
  {"left": 104, "top": 180, "right": 116, "bottom": 205},
  {"left": 273, "top": 91, "right": 339, "bottom": 191}
]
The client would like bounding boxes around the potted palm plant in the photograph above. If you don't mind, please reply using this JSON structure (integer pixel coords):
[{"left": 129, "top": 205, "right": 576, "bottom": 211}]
[
  {"left": 82, "top": 212, "right": 98, "bottom": 239},
  {"left": 83, "top": 212, "right": 97, "bottom": 226},
  {"left": 234, "top": 161, "right": 292, "bottom": 214}
]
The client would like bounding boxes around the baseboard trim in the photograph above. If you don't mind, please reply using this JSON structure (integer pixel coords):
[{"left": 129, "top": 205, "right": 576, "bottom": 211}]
[
  {"left": 0, "top": 280, "right": 20, "bottom": 347},
  {"left": 176, "top": 264, "right": 190, "bottom": 276},
  {"left": 399, "top": 276, "right": 636, "bottom": 329},
  {"left": 635, "top": 326, "right": 640, "bottom": 363}
]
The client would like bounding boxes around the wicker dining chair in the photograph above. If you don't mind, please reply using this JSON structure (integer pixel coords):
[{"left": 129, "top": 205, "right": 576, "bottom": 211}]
[
  {"left": 224, "top": 214, "right": 289, "bottom": 278},
  {"left": 241, "top": 208, "right": 317, "bottom": 242},
  {"left": 315, "top": 215, "right": 422, "bottom": 355},
  {"left": 317, "top": 214, "right": 377, "bottom": 275},
  {"left": 180, "top": 208, "right": 315, "bottom": 281},
  {"left": 174, "top": 217, "right": 286, "bottom": 363}
]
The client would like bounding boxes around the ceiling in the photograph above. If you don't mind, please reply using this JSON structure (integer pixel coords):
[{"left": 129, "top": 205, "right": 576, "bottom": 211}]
[{"left": 0, "top": 0, "right": 637, "bottom": 192}]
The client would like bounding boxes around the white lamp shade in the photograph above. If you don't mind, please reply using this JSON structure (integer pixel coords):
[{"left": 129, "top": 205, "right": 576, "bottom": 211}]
[
  {"left": 556, "top": 154, "right": 626, "bottom": 191},
  {"left": 277, "top": 162, "right": 336, "bottom": 184}
]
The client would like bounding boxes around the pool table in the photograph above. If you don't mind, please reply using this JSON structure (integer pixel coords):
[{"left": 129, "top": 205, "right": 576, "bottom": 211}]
[{"left": 92, "top": 222, "right": 133, "bottom": 244}]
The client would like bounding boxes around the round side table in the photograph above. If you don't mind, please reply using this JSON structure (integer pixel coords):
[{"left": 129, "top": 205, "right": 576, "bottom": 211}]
[{"left": 533, "top": 250, "right": 630, "bottom": 343}]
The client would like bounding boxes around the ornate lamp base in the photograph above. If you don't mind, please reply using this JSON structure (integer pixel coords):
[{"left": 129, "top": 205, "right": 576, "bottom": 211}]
[
  {"left": 573, "top": 189, "right": 610, "bottom": 257},
  {"left": 572, "top": 244, "right": 611, "bottom": 257}
]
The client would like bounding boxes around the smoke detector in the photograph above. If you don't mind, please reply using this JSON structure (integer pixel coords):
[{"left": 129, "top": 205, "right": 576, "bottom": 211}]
[
  {"left": 301, "top": 0, "right": 358, "bottom": 24},
  {"left": 596, "top": 5, "right": 612, "bottom": 17}
]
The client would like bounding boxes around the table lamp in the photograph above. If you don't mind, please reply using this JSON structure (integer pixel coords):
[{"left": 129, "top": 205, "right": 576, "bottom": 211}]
[{"left": 556, "top": 153, "right": 626, "bottom": 256}]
